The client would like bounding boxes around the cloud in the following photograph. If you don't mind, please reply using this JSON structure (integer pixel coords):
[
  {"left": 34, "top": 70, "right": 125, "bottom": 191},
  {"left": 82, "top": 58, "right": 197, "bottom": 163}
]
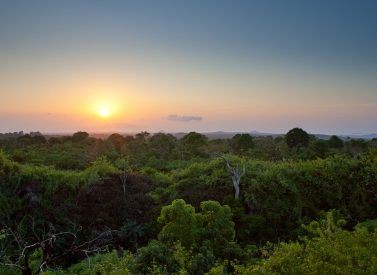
[{"left": 167, "top": 114, "right": 203, "bottom": 122}]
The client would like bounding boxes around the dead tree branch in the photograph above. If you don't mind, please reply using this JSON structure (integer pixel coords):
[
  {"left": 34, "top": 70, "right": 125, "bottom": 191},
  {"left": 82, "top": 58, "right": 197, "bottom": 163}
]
[{"left": 221, "top": 156, "right": 246, "bottom": 199}]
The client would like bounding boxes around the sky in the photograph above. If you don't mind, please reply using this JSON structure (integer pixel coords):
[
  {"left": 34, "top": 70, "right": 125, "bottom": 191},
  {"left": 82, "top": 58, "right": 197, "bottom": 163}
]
[{"left": 1, "top": 0, "right": 376, "bottom": 135}]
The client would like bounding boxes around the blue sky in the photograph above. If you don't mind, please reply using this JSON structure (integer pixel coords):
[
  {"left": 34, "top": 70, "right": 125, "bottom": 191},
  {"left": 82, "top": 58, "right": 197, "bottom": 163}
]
[{"left": 1, "top": 1, "right": 376, "bottom": 134}]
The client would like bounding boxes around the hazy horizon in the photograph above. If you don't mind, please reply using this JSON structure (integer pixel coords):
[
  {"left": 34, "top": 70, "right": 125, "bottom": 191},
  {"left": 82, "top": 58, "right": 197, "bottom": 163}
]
[
  {"left": 2, "top": 130, "right": 376, "bottom": 139},
  {"left": 1, "top": 1, "right": 377, "bottom": 135}
]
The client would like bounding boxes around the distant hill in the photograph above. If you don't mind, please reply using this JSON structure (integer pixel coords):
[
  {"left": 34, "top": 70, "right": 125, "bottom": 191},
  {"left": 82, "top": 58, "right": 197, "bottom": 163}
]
[{"left": 340, "top": 133, "right": 377, "bottom": 140}]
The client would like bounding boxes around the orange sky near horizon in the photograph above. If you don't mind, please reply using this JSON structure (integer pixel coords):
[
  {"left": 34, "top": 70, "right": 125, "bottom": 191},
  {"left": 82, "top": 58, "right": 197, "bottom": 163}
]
[{"left": 1, "top": 1, "right": 377, "bottom": 135}]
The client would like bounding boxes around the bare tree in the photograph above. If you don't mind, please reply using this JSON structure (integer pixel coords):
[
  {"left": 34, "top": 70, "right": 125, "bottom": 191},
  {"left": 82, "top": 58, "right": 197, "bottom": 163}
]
[
  {"left": 222, "top": 157, "right": 246, "bottom": 199},
  {"left": 1, "top": 225, "right": 77, "bottom": 275},
  {"left": 120, "top": 169, "right": 128, "bottom": 195},
  {"left": 117, "top": 158, "right": 129, "bottom": 195},
  {"left": 0, "top": 222, "right": 118, "bottom": 275}
]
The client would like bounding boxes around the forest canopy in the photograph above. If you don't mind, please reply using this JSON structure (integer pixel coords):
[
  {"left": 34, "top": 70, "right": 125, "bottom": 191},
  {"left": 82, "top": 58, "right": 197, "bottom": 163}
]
[{"left": 0, "top": 129, "right": 376, "bottom": 274}]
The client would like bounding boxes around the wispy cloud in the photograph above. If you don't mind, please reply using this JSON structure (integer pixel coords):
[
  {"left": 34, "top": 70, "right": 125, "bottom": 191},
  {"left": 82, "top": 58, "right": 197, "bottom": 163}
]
[{"left": 167, "top": 114, "right": 203, "bottom": 122}]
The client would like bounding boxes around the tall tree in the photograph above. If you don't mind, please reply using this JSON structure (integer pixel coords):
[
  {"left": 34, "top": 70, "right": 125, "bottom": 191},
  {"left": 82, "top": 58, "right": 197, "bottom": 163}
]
[
  {"left": 180, "top": 132, "right": 208, "bottom": 158},
  {"left": 230, "top": 133, "right": 254, "bottom": 155},
  {"left": 286, "top": 128, "right": 310, "bottom": 148},
  {"left": 72, "top": 131, "right": 89, "bottom": 143},
  {"left": 328, "top": 135, "right": 344, "bottom": 149},
  {"left": 107, "top": 133, "right": 126, "bottom": 152}
]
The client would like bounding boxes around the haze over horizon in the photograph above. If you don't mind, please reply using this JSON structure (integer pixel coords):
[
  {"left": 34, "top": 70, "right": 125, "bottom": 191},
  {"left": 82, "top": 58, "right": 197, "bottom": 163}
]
[{"left": 1, "top": 1, "right": 377, "bottom": 135}]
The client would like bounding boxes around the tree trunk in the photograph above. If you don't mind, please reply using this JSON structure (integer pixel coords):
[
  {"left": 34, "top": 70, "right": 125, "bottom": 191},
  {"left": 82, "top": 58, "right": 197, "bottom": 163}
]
[
  {"left": 232, "top": 176, "right": 240, "bottom": 199},
  {"left": 222, "top": 157, "right": 245, "bottom": 200}
]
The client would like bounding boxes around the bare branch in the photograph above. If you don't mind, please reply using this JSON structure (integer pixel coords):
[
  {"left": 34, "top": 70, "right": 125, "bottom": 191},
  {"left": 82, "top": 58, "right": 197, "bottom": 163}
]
[
  {"left": 220, "top": 156, "right": 246, "bottom": 199},
  {"left": 6, "top": 226, "right": 23, "bottom": 250},
  {"left": 20, "top": 231, "right": 77, "bottom": 259}
]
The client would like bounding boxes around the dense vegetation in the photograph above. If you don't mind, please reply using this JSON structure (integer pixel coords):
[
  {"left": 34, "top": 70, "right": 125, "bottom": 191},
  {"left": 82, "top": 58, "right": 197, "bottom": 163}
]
[{"left": 0, "top": 128, "right": 376, "bottom": 274}]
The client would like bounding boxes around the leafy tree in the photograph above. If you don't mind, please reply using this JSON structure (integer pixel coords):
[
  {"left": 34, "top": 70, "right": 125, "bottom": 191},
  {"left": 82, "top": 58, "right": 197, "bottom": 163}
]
[
  {"left": 198, "top": 200, "right": 235, "bottom": 256},
  {"left": 17, "top": 134, "right": 33, "bottom": 146},
  {"left": 135, "top": 131, "right": 150, "bottom": 141},
  {"left": 208, "top": 139, "right": 231, "bottom": 155},
  {"left": 347, "top": 138, "right": 367, "bottom": 157},
  {"left": 119, "top": 220, "right": 147, "bottom": 250},
  {"left": 121, "top": 133, "right": 152, "bottom": 167},
  {"left": 158, "top": 199, "right": 235, "bottom": 252},
  {"left": 309, "top": 139, "right": 329, "bottom": 158},
  {"left": 107, "top": 133, "right": 125, "bottom": 152},
  {"left": 31, "top": 135, "right": 47, "bottom": 144},
  {"left": 355, "top": 219, "right": 377, "bottom": 233},
  {"left": 133, "top": 199, "right": 238, "bottom": 274},
  {"left": 131, "top": 240, "right": 187, "bottom": 274},
  {"left": 157, "top": 199, "right": 198, "bottom": 248},
  {"left": 72, "top": 131, "right": 89, "bottom": 143},
  {"left": 180, "top": 132, "right": 208, "bottom": 158},
  {"left": 43, "top": 250, "right": 133, "bottom": 275},
  {"left": 328, "top": 135, "right": 344, "bottom": 149},
  {"left": 47, "top": 137, "right": 62, "bottom": 146},
  {"left": 149, "top": 133, "right": 177, "bottom": 160},
  {"left": 238, "top": 211, "right": 377, "bottom": 275},
  {"left": 250, "top": 136, "right": 281, "bottom": 161},
  {"left": 286, "top": 127, "right": 310, "bottom": 148},
  {"left": 230, "top": 134, "right": 254, "bottom": 155},
  {"left": 369, "top": 138, "right": 377, "bottom": 148}
]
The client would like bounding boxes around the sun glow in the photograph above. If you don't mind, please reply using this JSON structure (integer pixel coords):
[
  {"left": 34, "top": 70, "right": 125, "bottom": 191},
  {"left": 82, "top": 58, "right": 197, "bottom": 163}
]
[
  {"left": 88, "top": 92, "right": 125, "bottom": 121},
  {"left": 98, "top": 105, "right": 111, "bottom": 118}
]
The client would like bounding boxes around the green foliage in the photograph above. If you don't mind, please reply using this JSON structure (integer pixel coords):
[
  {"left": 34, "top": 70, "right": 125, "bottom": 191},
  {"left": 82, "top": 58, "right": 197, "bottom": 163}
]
[
  {"left": 132, "top": 199, "right": 240, "bottom": 274},
  {"left": 355, "top": 219, "right": 377, "bottom": 233},
  {"left": 328, "top": 135, "right": 344, "bottom": 149},
  {"left": 149, "top": 133, "right": 177, "bottom": 161},
  {"left": 301, "top": 210, "right": 347, "bottom": 238},
  {"left": 141, "top": 167, "right": 172, "bottom": 187},
  {"left": 230, "top": 134, "right": 254, "bottom": 155},
  {"left": 308, "top": 139, "right": 329, "bottom": 158},
  {"left": 180, "top": 132, "right": 208, "bottom": 158},
  {"left": 238, "top": 212, "right": 377, "bottom": 275},
  {"left": 0, "top": 150, "right": 20, "bottom": 176},
  {"left": 164, "top": 152, "right": 377, "bottom": 242},
  {"left": 1, "top": 131, "right": 377, "bottom": 274},
  {"left": 131, "top": 240, "right": 187, "bottom": 274},
  {"left": 158, "top": 199, "right": 236, "bottom": 253},
  {"left": 19, "top": 156, "right": 118, "bottom": 193},
  {"left": 21, "top": 165, "right": 84, "bottom": 193},
  {"left": 119, "top": 220, "right": 147, "bottom": 250},
  {"left": 44, "top": 251, "right": 132, "bottom": 275},
  {"left": 5, "top": 142, "right": 93, "bottom": 170},
  {"left": 346, "top": 138, "right": 368, "bottom": 157},
  {"left": 107, "top": 133, "right": 126, "bottom": 152},
  {"left": 82, "top": 157, "right": 119, "bottom": 186},
  {"left": 158, "top": 199, "right": 198, "bottom": 248},
  {"left": 71, "top": 131, "right": 89, "bottom": 143},
  {"left": 198, "top": 201, "right": 235, "bottom": 254},
  {"left": 250, "top": 136, "right": 282, "bottom": 161},
  {"left": 286, "top": 127, "right": 310, "bottom": 148}
]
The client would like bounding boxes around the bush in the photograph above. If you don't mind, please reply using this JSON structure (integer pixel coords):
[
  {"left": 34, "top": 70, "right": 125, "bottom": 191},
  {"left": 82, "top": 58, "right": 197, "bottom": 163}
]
[{"left": 236, "top": 212, "right": 377, "bottom": 274}]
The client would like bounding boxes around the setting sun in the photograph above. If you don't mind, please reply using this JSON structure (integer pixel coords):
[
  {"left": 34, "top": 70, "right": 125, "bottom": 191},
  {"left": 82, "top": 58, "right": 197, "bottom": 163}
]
[{"left": 98, "top": 106, "right": 111, "bottom": 118}]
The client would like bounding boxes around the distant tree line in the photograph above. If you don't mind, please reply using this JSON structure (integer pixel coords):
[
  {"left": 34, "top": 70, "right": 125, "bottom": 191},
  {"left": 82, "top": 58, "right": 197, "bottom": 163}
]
[{"left": 1, "top": 128, "right": 375, "bottom": 171}]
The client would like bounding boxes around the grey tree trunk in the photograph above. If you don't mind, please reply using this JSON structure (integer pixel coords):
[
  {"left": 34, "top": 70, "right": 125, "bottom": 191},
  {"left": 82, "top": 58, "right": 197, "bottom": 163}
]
[
  {"left": 120, "top": 172, "right": 128, "bottom": 195},
  {"left": 223, "top": 157, "right": 246, "bottom": 199},
  {"left": 232, "top": 175, "right": 240, "bottom": 199}
]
